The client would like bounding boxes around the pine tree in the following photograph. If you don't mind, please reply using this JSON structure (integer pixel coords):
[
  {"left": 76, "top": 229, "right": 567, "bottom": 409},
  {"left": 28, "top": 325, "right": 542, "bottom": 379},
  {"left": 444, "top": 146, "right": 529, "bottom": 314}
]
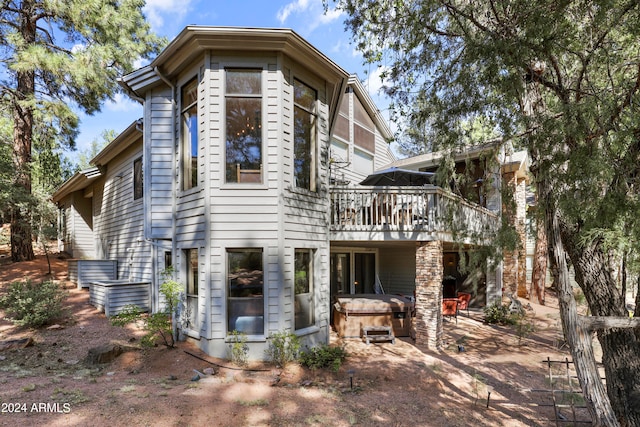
[
  {"left": 0, "top": 0, "right": 166, "bottom": 261},
  {"left": 336, "top": 1, "right": 640, "bottom": 425}
]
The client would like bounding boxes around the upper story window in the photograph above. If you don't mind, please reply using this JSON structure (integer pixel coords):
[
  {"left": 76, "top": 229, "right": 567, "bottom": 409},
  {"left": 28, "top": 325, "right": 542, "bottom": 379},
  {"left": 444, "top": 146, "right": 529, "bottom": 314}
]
[
  {"left": 294, "top": 79, "right": 317, "bottom": 191},
  {"left": 181, "top": 78, "right": 199, "bottom": 190},
  {"left": 133, "top": 157, "right": 143, "bottom": 200},
  {"left": 225, "top": 69, "right": 262, "bottom": 184}
]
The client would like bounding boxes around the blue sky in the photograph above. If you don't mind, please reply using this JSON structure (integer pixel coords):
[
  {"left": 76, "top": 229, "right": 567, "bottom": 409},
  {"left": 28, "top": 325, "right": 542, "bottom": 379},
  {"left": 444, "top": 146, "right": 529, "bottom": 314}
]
[{"left": 74, "top": 0, "right": 391, "bottom": 159}]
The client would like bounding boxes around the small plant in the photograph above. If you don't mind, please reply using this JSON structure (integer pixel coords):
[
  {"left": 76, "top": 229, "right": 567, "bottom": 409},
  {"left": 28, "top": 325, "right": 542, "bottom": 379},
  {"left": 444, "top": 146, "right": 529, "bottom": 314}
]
[
  {"left": 514, "top": 314, "right": 536, "bottom": 344},
  {"left": 483, "top": 302, "right": 518, "bottom": 325},
  {"left": 236, "top": 398, "right": 269, "bottom": 407},
  {"left": 299, "top": 344, "right": 348, "bottom": 372},
  {"left": 227, "top": 330, "right": 249, "bottom": 367},
  {"left": 110, "top": 268, "right": 182, "bottom": 347},
  {"left": 471, "top": 371, "right": 487, "bottom": 405},
  {"left": 265, "top": 331, "right": 300, "bottom": 367},
  {"left": 0, "top": 280, "right": 66, "bottom": 327}
]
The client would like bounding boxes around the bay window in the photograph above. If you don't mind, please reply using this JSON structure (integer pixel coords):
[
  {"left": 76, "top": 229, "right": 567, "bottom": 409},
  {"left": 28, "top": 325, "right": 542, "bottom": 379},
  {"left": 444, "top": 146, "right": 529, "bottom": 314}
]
[
  {"left": 294, "top": 249, "right": 315, "bottom": 330},
  {"left": 293, "top": 79, "right": 317, "bottom": 191},
  {"left": 181, "top": 79, "right": 198, "bottom": 190},
  {"left": 227, "top": 249, "right": 264, "bottom": 335},
  {"left": 225, "top": 69, "right": 262, "bottom": 183}
]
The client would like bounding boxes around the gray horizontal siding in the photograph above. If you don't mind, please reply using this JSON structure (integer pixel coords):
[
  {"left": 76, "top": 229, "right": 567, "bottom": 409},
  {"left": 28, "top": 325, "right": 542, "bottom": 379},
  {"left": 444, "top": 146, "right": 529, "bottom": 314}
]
[{"left": 147, "top": 86, "right": 175, "bottom": 239}]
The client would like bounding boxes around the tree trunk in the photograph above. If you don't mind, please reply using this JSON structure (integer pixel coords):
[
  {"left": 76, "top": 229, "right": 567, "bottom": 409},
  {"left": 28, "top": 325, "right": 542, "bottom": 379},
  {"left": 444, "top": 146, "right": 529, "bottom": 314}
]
[
  {"left": 545, "top": 202, "right": 620, "bottom": 427},
  {"left": 561, "top": 229, "right": 640, "bottom": 427},
  {"left": 10, "top": 0, "right": 36, "bottom": 262},
  {"left": 530, "top": 211, "right": 547, "bottom": 305}
]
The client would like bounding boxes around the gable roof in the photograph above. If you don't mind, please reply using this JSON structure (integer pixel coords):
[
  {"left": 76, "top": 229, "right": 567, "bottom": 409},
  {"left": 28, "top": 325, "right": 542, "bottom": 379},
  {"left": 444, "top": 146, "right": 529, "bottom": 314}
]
[
  {"left": 51, "top": 120, "right": 143, "bottom": 204},
  {"left": 348, "top": 75, "right": 393, "bottom": 142}
]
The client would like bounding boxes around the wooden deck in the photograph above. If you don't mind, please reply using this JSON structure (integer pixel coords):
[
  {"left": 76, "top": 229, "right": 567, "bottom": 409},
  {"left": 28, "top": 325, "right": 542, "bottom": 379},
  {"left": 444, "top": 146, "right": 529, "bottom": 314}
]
[{"left": 330, "top": 186, "right": 498, "bottom": 243}]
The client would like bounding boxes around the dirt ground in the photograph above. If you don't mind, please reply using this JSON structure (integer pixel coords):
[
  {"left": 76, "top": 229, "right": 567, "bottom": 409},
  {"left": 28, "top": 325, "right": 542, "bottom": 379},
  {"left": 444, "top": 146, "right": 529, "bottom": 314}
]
[{"left": 0, "top": 247, "right": 590, "bottom": 427}]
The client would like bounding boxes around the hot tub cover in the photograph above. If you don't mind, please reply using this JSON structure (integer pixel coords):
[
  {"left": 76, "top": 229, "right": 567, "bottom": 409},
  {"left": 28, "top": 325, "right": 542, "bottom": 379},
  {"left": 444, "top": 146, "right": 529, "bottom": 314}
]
[{"left": 334, "top": 294, "right": 414, "bottom": 314}]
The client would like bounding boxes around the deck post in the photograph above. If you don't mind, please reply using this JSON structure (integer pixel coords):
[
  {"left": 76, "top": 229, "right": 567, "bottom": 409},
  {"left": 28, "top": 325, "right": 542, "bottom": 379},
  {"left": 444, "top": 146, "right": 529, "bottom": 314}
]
[{"left": 413, "top": 240, "right": 443, "bottom": 349}]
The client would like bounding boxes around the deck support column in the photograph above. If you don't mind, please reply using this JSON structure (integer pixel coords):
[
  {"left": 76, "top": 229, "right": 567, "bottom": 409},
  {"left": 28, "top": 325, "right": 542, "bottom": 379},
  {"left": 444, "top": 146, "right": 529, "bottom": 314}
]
[
  {"left": 413, "top": 240, "right": 443, "bottom": 349},
  {"left": 502, "top": 171, "right": 528, "bottom": 298}
]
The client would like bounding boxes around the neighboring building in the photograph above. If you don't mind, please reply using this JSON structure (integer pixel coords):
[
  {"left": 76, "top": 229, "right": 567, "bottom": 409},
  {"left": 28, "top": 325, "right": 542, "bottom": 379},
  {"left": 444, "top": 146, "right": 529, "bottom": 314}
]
[{"left": 53, "top": 26, "right": 528, "bottom": 360}]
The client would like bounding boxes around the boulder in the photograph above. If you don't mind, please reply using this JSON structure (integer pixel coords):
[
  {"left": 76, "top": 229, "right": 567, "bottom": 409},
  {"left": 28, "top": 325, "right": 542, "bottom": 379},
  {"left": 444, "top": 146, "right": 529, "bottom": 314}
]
[{"left": 85, "top": 343, "right": 123, "bottom": 365}]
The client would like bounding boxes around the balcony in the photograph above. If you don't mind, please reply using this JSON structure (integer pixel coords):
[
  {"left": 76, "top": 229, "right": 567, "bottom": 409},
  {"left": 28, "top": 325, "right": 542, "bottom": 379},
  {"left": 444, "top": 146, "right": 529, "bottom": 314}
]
[{"left": 329, "top": 186, "right": 499, "bottom": 243}]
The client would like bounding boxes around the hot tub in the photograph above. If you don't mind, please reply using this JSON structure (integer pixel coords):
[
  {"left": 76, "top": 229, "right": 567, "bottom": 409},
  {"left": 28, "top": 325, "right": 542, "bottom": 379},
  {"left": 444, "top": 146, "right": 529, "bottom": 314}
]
[
  {"left": 89, "top": 280, "right": 151, "bottom": 317},
  {"left": 333, "top": 294, "right": 414, "bottom": 338}
]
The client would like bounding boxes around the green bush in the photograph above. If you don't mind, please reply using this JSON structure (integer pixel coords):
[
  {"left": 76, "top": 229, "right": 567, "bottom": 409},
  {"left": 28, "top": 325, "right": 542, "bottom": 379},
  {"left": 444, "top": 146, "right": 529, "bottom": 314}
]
[
  {"left": 110, "top": 268, "right": 182, "bottom": 347},
  {"left": 227, "top": 330, "right": 249, "bottom": 367},
  {"left": 299, "top": 344, "right": 348, "bottom": 372},
  {"left": 0, "top": 280, "right": 66, "bottom": 327},
  {"left": 483, "top": 302, "right": 519, "bottom": 325},
  {"left": 265, "top": 331, "right": 300, "bottom": 367}
]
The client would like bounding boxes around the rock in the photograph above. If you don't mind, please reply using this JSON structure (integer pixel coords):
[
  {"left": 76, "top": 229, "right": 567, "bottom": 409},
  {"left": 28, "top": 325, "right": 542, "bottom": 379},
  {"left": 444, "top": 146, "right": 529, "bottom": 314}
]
[
  {"left": 203, "top": 367, "right": 215, "bottom": 376},
  {"left": 47, "top": 324, "right": 63, "bottom": 330},
  {"left": 85, "top": 343, "right": 123, "bottom": 365},
  {"left": 0, "top": 337, "right": 33, "bottom": 351}
]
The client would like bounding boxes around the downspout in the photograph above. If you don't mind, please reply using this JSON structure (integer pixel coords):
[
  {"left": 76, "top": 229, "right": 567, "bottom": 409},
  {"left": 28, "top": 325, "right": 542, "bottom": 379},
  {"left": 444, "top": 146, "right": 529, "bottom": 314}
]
[
  {"left": 153, "top": 66, "right": 179, "bottom": 342},
  {"left": 325, "top": 75, "right": 349, "bottom": 342}
]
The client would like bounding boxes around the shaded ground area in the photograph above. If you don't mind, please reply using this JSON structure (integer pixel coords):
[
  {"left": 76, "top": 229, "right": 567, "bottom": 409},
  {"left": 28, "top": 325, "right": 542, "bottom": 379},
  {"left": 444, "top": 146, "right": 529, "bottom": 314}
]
[{"left": 0, "top": 249, "right": 582, "bottom": 426}]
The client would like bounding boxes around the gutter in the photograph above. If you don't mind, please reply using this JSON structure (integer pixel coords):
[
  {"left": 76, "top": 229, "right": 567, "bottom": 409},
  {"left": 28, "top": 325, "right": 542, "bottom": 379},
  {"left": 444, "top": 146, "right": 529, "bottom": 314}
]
[{"left": 117, "top": 77, "right": 144, "bottom": 104}]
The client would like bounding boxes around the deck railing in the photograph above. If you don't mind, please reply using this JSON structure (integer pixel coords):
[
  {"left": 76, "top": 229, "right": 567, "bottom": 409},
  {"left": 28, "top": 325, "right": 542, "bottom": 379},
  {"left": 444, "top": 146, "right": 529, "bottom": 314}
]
[{"left": 330, "top": 186, "right": 499, "bottom": 240}]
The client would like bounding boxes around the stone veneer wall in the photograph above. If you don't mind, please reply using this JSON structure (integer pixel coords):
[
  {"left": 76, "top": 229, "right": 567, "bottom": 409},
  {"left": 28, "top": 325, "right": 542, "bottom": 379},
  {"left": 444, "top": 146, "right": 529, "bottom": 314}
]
[
  {"left": 414, "top": 240, "right": 443, "bottom": 349},
  {"left": 502, "top": 171, "right": 528, "bottom": 298},
  {"left": 515, "top": 177, "right": 528, "bottom": 298}
]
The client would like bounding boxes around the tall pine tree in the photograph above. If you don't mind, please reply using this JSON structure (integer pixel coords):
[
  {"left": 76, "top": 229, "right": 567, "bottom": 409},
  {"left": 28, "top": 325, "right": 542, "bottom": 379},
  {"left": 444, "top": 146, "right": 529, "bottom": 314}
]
[{"left": 0, "top": 0, "right": 165, "bottom": 261}]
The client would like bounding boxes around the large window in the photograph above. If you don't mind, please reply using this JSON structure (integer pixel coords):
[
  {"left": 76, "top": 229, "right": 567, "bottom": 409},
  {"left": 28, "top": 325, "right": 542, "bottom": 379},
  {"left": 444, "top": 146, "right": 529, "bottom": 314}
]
[
  {"left": 184, "top": 249, "right": 198, "bottom": 330},
  {"left": 133, "top": 157, "right": 143, "bottom": 200},
  {"left": 225, "top": 69, "right": 262, "bottom": 183},
  {"left": 227, "top": 249, "right": 264, "bottom": 335},
  {"left": 294, "top": 249, "right": 315, "bottom": 330},
  {"left": 181, "top": 78, "right": 198, "bottom": 190},
  {"left": 294, "top": 79, "right": 317, "bottom": 191}
]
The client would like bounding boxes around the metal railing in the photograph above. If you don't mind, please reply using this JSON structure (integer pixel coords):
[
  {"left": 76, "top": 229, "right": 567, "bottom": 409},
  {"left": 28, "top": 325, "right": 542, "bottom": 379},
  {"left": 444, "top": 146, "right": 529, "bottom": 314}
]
[{"left": 330, "top": 186, "right": 498, "bottom": 239}]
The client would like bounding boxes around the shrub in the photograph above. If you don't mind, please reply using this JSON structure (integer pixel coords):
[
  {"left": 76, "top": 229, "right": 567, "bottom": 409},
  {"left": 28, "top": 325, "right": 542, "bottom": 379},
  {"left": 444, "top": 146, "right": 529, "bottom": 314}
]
[
  {"left": 0, "top": 280, "right": 66, "bottom": 327},
  {"left": 227, "top": 330, "right": 249, "bottom": 367},
  {"left": 299, "top": 344, "right": 348, "bottom": 372},
  {"left": 265, "top": 331, "right": 300, "bottom": 367},
  {"left": 483, "top": 302, "right": 519, "bottom": 325},
  {"left": 110, "top": 269, "right": 182, "bottom": 347}
]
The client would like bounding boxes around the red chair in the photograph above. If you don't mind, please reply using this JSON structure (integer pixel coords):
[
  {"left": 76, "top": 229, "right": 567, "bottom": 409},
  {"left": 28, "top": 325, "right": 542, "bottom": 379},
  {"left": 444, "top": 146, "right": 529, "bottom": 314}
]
[
  {"left": 457, "top": 292, "right": 471, "bottom": 317},
  {"left": 442, "top": 298, "right": 458, "bottom": 323}
]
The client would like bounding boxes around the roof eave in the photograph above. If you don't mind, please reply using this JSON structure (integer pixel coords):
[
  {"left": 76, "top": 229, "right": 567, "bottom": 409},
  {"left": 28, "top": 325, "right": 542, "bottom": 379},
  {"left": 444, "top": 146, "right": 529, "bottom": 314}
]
[
  {"left": 51, "top": 167, "right": 101, "bottom": 203},
  {"left": 91, "top": 120, "right": 143, "bottom": 167},
  {"left": 122, "top": 26, "right": 350, "bottom": 94}
]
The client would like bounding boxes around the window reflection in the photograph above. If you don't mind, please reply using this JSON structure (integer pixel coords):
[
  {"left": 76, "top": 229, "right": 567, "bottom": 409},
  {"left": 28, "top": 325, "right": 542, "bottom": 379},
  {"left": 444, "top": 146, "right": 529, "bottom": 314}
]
[{"left": 226, "top": 70, "right": 262, "bottom": 183}]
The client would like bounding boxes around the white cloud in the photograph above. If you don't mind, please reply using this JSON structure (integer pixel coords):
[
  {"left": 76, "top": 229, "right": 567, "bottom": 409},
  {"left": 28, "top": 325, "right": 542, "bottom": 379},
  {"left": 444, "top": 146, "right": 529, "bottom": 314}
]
[
  {"left": 362, "top": 65, "right": 390, "bottom": 97},
  {"left": 277, "top": 0, "right": 311, "bottom": 24},
  {"left": 143, "top": 0, "right": 192, "bottom": 31},
  {"left": 105, "top": 92, "right": 140, "bottom": 113},
  {"left": 277, "top": 0, "right": 343, "bottom": 33},
  {"left": 318, "top": 6, "right": 343, "bottom": 25}
]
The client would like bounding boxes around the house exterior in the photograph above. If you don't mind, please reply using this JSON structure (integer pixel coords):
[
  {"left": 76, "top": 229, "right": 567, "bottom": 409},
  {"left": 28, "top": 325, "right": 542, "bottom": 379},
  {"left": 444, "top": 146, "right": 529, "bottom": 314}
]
[{"left": 53, "top": 26, "right": 528, "bottom": 360}]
